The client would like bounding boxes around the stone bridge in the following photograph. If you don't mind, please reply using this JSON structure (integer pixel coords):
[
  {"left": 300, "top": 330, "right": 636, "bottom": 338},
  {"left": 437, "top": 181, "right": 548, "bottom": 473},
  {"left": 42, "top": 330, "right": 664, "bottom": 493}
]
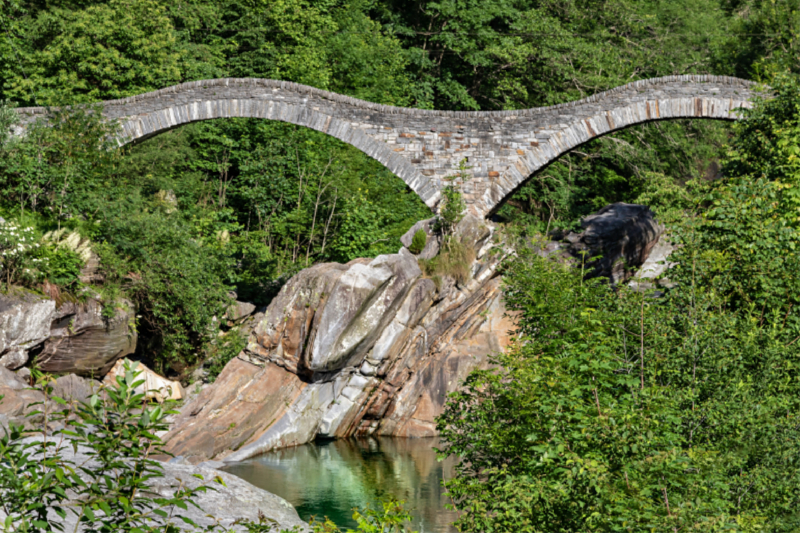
[{"left": 16, "top": 75, "right": 761, "bottom": 217}]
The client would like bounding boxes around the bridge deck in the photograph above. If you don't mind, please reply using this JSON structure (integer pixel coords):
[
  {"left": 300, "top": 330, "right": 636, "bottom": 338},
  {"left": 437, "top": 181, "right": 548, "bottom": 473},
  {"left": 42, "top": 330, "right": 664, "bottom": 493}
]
[{"left": 16, "top": 75, "right": 761, "bottom": 216}]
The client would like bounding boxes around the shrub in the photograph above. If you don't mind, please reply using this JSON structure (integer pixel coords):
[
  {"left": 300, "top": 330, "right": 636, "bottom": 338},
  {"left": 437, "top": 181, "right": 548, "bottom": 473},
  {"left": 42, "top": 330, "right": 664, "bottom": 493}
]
[
  {"left": 438, "top": 244, "right": 800, "bottom": 532},
  {"left": 418, "top": 237, "right": 474, "bottom": 285},
  {"left": 0, "top": 361, "right": 213, "bottom": 533},
  {"left": 435, "top": 186, "right": 465, "bottom": 238},
  {"left": 96, "top": 212, "right": 233, "bottom": 373},
  {"left": 38, "top": 247, "right": 83, "bottom": 287},
  {"left": 437, "top": 80, "right": 800, "bottom": 532},
  {"left": 408, "top": 229, "right": 427, "bottom": 254},
  {"left": 0, "top": 221, "right": 45, "bottom": 290}
]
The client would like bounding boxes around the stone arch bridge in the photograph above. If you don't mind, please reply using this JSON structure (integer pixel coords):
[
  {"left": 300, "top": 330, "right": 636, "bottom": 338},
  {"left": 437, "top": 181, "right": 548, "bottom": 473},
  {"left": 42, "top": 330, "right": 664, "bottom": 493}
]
[{"left": 16, "top": 75, "right": 760, "bottom": 217}]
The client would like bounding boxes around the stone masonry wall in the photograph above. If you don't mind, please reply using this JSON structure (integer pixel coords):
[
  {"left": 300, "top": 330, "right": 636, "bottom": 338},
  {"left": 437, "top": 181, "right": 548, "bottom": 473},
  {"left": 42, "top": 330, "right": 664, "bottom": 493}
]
[{"left": 16, "top": 75, "right": 760, "bottom": 216}]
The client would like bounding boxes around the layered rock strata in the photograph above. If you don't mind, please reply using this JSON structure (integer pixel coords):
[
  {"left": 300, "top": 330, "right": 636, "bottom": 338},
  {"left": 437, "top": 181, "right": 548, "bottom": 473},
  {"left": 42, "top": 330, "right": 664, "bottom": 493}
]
[
  {"left": 164, "top": 216, "right": 517, "bottom": 463},
  {"left": 0, "top": 292, "right": 136, "bottom": 375},
  {"left": 164, "top": 205, "right": 671, "bottom": 464}
]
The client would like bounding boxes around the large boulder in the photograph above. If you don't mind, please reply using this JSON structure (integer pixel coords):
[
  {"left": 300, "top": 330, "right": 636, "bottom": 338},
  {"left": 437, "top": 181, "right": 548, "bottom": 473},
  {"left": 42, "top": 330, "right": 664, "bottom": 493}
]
[
  {"left": 563, "top": 202, "right": 664, "bottom": 284},
  {"left": 0, "top": 292, "right": 55, "bottom": 370},
  {"left": 242, "top": 262, "right": 350, "bottom": 374},
  {"left": 309, "top": 250, "right": 421, "bottom": 373},
  {"left": 163, "top": 204, "right": 672, "bottom": 464},
  {"left": 35, "top": 297, "right": 136, "bottom": 377},
  {"left": 225, "top": 300, "right": 257, "bottom": 322},
  {"left": 0, "top": 438, "right": 308, "bottom": 532},
  {"left": 165, "top": 241, "right": 515, "bottom": 464}
]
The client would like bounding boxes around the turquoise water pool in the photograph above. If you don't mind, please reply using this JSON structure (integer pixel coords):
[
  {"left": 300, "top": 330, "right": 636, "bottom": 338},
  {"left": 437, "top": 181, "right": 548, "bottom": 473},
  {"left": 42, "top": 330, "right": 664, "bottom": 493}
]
[{"left": 222, "top": 437, "right": 459, "bottom": 532}]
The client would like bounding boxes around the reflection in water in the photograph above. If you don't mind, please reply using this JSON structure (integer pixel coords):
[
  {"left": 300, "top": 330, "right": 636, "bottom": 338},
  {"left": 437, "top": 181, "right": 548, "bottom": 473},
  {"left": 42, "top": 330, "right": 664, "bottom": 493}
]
[{"left": 222, "top": 437, "right": 458, "bottom": 533}]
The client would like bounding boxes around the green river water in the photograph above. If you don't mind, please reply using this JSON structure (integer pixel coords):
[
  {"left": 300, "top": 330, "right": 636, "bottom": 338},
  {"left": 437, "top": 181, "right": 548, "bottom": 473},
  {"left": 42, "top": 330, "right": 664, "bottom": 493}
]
[{"left": 223, "top": 437, "right": 459, "bottom": 533}]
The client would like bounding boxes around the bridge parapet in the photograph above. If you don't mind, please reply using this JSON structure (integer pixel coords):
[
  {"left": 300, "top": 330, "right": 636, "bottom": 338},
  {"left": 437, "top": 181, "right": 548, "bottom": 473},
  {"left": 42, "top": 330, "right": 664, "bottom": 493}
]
[{"left": 16, "top": 75, "right": 761, "bottom": 217}]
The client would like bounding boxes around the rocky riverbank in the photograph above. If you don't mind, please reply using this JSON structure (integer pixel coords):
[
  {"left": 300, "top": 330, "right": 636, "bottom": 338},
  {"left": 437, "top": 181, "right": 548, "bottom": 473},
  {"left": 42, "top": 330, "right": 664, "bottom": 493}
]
[
  {"left": 162, "top": 203, "right": 669, "bottom": 464},
  {"left": 0, "top": 203, "right": 670, "bottom": 466}
]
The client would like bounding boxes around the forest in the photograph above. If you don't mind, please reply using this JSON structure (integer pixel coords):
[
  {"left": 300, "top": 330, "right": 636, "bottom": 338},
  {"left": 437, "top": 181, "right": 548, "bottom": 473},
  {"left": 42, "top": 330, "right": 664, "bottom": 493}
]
[
  {"left": 0, "top": 0, "right": 795, "bottom": 373},
  {"left": 2, "top": 1, "right": 800, "bottom": 531}
]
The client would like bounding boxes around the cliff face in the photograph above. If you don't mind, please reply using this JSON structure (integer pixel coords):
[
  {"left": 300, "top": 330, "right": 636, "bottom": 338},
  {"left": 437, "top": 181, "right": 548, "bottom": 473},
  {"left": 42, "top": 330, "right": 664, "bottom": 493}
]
[
  {"left": 0, "top": 292, "right": 136, "bottom": 375},
  {"left": 163, "top": 216, "right": 517, "bottom": 464},
  {"left": 163, "top": 203, "right": 669, "bottom": 464}
]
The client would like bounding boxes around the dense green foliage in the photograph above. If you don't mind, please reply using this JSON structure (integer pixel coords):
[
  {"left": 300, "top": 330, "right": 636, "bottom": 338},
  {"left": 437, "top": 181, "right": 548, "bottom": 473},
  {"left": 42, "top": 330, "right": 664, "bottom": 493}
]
[
  {"left": 437, "top": 75, "right": 800, "bottom": 532},
  {"left": 0, "top": 0, "right": 797, "bottom": 371},
  {"left": 0, "top": 362, "right": 215, "bottom": 532},
  {"left": 3, "top": 0, "right": 800, "bottom": 530}
]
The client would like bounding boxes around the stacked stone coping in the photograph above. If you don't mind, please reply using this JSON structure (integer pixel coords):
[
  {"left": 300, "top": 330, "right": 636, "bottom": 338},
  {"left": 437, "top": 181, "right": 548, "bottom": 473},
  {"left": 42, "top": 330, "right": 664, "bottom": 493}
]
[
  {"left": 14, "top": 75, "right": 762, "bottom": 216},
  {"left": 15, "top": 74, "right": 759, "bottom": 119}
]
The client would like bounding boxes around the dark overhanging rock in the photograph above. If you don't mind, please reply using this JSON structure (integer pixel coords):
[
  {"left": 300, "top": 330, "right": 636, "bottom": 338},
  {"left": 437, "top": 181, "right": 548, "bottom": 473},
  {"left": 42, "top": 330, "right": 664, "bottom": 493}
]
[
  {"left": 35, "top": 297, "right": 137, "bottom": 377},
  {"left": 562, "top": 202, "right": 665, "bottom": 284}
]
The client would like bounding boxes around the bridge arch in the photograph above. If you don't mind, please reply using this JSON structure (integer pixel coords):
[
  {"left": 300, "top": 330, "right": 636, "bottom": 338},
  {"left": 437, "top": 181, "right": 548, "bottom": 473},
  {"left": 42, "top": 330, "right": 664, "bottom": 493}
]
[
  {"left": 16, "top": 75, "right": 762, "bottom": 217},
  {"left": 481, "top": 88, "right": 758, "bottom": 216}
]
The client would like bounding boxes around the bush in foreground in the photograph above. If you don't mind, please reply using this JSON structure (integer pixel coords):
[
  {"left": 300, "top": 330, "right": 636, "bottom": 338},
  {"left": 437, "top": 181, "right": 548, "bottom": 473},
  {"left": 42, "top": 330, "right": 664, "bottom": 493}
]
[{"left": 0, "top": 363, "right": 417, "bottom": 533}]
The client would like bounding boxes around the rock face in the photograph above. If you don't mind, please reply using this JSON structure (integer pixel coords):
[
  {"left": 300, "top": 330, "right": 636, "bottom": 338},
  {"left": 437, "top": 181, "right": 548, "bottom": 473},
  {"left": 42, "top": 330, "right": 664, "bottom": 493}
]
[
  {"left": 164, "top": 204, "right": 670, "bottom": 464},
  {"left": 0, "top": 365, "right": 44, "bottom": 431},
  {"left": 562, "top": 202, "right": 664, "bottom": 283},
  {"left": 0, "top": 292, "right": 55, "bottom": 369},
  {"left": 0, "top": 292, "right": 135, "bottom": 375},
  {"left": 36, "top": 297, "right": 137, "bottom": 376},
  {"left": 51, "top": 373, "right": 102, "bottom": 404},
  {"left": 164, "top": 219, "right": 517, "bottom": 464}
]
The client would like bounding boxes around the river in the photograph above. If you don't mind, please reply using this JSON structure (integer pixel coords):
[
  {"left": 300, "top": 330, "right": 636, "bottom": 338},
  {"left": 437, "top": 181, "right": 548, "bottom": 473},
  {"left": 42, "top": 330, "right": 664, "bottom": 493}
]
[{"left": 222, "top": 437, "right": 459, "bottom": 532}]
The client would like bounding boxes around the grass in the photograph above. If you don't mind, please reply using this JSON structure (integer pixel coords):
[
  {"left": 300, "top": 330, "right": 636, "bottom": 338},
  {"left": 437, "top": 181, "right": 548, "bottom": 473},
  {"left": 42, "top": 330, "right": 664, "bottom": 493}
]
[{"left": 418, "top": 237, "right": 475, "bottom": 287}]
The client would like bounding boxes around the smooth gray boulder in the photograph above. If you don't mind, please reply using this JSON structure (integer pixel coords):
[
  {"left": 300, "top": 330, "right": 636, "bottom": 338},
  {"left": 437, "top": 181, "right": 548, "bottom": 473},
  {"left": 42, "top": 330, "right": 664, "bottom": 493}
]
[
  {"left": 0, "top": 292, "right": 55, "bottom": 369},
  {"left": 309, "top": 251, "right": 421, "bottom": 372},
  {"left": 0, "top": 438, "right": 308, "bottom": 532}
]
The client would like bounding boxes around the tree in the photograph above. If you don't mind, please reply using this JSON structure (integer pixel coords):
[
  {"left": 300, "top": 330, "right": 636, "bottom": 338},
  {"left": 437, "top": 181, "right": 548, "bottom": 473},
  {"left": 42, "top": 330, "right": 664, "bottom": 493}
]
[{"left": 2, "top": 0, "right": 183, "bottom": 105}]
